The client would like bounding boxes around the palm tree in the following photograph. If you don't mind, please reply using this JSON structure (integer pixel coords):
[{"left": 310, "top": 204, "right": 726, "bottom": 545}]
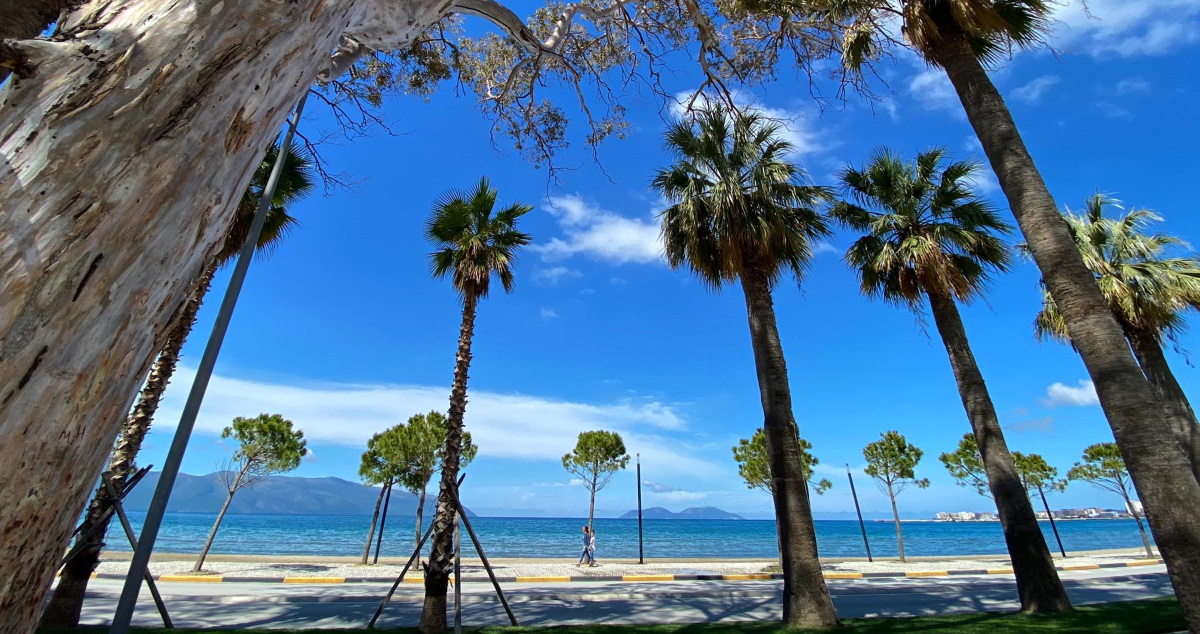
[
  {"left": 1033, "top": 195, "right": 1200, "bottom": 482},
  {"left": 650, "top": 104, "right": 838, "bottom": 628},
  {"left": 831, "top": 147, "right": 1069, "bottom": 611},
  {"left": 419, "top": 178, "right": 530, "bottom": 633},
  {"left": 807, "top": 1, "right": 1200, "bottom": 625},
  {"left": 40, "top": 142, "right": 314, "bottom": 629}
]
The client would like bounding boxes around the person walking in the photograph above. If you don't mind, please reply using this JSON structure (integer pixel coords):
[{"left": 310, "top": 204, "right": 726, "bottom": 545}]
[{"left": 577, "top": 526, "right": 596, "bottom": 567}]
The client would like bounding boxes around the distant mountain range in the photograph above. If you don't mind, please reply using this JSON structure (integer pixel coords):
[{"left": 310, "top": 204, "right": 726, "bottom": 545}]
[
  {"left": 123, "top": 472, "right": 474, "bottom": 517},
  {"left": 620, "top": 506, "right": 745, "bottom": 520}
]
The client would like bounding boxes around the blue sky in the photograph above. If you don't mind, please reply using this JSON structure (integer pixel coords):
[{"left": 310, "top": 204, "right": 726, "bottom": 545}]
[{"left": 133, "top": 0, "right": 1200, "bottom": 520}]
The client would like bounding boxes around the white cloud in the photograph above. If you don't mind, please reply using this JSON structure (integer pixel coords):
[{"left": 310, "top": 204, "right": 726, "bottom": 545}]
[
  {"left": 569, "top": 478, "right": 586, "bottom": 487},
  {"left": 655, "top": 490, "right": 707, "bottom": 503},
  {"left": 813, "top": 241, "right": 839, "bottom": 256},
  {"left": 966, "top": 170, "right": 1000, "bottom": 196},
  {"left": 1011, "top": 75, "right": 1061, "bottom": 104},
  {"left": 157, "top": 366, "right": 719, "bottom": 477},
  {"left": 1042, "top": 379, "right": 1100, "bottom": 407},
  {"left": 1050, "top": 0, "right": 1200, "bottom": 57},
  {"left": 535, "top": 266, "right": 582, "bottom": 286},
  {"left": 908, "top": 68, "right": 962, "bottom": 115},
  {"left": 539, "top": 307, "right": 559, "bottom": 320},
  {"left": 610, "top": 277, "right": 628, "bottom": 286},
  {"left": 535, "top": 195, "right": 664, "bottom": 265},
  {"left": 1115, "top": 77, "right": 1152, "bottom": 94}
]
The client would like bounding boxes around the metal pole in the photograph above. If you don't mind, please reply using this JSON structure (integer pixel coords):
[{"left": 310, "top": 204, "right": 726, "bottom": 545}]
[
  {"left": 374, "top": 482, "right": 392, "bottom": 564},
  {"left": 109, "top": 93, "right": 310, "bottom": 634},
  {"left": 368, "top": 522, "right": 437, "bottom": 629},
  {"left": 454, "top": 484, "right": 518, "bottom": 626},
  {"left": 847, "top": 464, "right": 873, "bottom": 562},
  {"left": 103, "top": 480, "right": 172, "bottom": 628},
  {"left": 453, "top": 517, "right": 462, "bottom": 634},
  {"left": 636, "top": 453, "right": 644, "bottom": 565},
  {"left": 1038, "top": 485, "right": 1067, "bottom": 558}
]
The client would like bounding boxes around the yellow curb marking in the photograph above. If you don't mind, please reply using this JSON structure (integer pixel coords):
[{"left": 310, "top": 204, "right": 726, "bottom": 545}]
[
  {"left": 822, "top": 572, "right": 863, "bottom": 579},
  {"left": 986, "top": 569, "right": 1015, "bottom": 575},
  {"left": 1062, "top": 564, "right": 1100, "bottom": 571},
  {"left": 283, "top": 577, "right": 345, "bottom": 583},
  {"left": 722, "top": 574, "right": 772, "bottom": 581},
  {"left": 906, "top": 571, "right": 949, "bottom": 578},
  {"left": 516, "top": 576, "right": 571, "bottom": 582},
  {"left": 160, "top": 575, "right": 223, "bottom": 582},
  {"left": 623, "top": 574, "right": 675, "bottom": 581},
  {"left": 1126, "top": 560, "right": 1161, "bottom": 567},
  {"left": 403, "top": 577, "right": 425, "bottom": 583}
]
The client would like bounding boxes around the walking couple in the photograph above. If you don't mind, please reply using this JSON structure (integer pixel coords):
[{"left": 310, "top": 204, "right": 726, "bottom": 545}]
[{"left": 577, "top": 525, "right": 597, "bottom": 567}]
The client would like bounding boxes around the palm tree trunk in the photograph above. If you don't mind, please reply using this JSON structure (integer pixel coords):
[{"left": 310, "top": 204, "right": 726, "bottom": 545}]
[
  {"left": 416, "top": 486, "right": 428, "bottom": 553},
  {"left": 925, "top": 287, "right": 1070, "bottom": 611},
  {"left": 39, "top": 262, "right": 216, "bottom": 629},
  {"left": 1128, "top": 329, "right": 1200, "bottom": 483},
  {"left": 932, "top": 31, "right": 1200, "bottom": 631},
  {"left": 887, "top": 482, "right": 905, "bottom": 562},
  {"left": 362, "top": 484, "right": 388, "bottom": 565},
  {"left": 739, "top": 265, "right": 839, "bottom": 628},
  {"left": 195, "top": 470, "right": 245, "bottom": 573},
  {"left": 420, "top": 294, "right": 478, "bottom": 634}
]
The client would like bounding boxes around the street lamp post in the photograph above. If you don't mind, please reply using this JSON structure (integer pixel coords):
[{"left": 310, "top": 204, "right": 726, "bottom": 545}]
[{"left": 636, "top": 453, "right": 644, "bottom": 564}]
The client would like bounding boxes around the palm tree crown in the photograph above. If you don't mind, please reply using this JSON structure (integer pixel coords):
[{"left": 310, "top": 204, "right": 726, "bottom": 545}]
[
  {"left": 217, "top": 142, "right": 315, "bottom": 264},
  {"left": 1033, "top": 194, "right": 1200, "bottom": 346},
  {"left": 426, "top": 177, "right": 533, "bottom": 300},
  {"left": 651, "top": 104, "right": 832, "bottom": 288},
  {"left": 824, "top": 0, "right": 1052, "bottom": 70},
  {"left": 830, "top": 147, "right": 1012, "bottom": 308}
]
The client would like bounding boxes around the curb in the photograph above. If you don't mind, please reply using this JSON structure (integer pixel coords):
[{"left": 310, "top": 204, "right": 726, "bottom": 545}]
[{"left": 88, "top": 559, "right": 1164, "bottom": 585}]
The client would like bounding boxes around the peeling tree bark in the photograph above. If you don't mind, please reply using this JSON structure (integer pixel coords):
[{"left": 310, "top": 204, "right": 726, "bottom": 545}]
[{"left": 0, "top": 2, "right": 480, "bottom": 630}]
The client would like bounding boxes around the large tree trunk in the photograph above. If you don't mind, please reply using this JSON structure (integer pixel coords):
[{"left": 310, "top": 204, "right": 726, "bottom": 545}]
[
  {"left": 739, "top": 264, "right": 839, "bottom": 628},
  {"left": 1128, "top": 329, "right": 1200, "bottom": 483},
  {"left": 886, "top": 482, "right": 905, "bottom": 563},
  {"left": 926, "top": 287, "right": 1071, "bottom": 612},
  {"left": 363, "top": 483, "right": 388, "bottom": 565},
  {"left": 932, "top": 30, "right": 1200, "bottom": 632},
  {"left": 0, "top": 3, "right": 461, "bottom": 631},
  {"left": 195, "top": 471, "right": 244, "bottom": 573},
  {"left": 420, "top": 294, "right": 478, "bottom": 634},
  {"left": 39, "top": 262, "right": 216, "bottom": 629}
]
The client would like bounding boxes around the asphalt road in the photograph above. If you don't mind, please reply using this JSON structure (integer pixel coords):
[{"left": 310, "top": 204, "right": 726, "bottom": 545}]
[{"left": 77, "top": 565, "right": 1175, "bottom": 630}]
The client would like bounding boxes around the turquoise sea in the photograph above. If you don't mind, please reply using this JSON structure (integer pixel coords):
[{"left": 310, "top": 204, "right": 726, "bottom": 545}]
[{"left": 111, "top": 513, "right": 1155, "bottom": 559}]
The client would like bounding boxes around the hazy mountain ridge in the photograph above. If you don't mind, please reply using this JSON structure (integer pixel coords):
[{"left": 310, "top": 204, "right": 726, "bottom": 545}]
[
  {"left": 123, "top": 472, "right": 473, "bottom": 517},
  {"left": 620, "top": 506, "right": 745, "bottom": 520}
]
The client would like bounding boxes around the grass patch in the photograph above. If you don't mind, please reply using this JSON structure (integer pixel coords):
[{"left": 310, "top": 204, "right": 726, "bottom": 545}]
[{"left": 44, "top": 598, "right": 1184, "bottom": 633}]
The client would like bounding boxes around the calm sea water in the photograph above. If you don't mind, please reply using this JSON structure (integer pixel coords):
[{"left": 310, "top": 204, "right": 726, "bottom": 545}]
[{"left": 110, "top": 513, "right": 1154, "bottom": 559}]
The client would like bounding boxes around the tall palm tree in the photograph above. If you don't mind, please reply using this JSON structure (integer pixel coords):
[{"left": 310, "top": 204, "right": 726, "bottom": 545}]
[
  {"left": 1033, "top": 195, "right": 1200, "bottom": 482},
  {"left": 804, "top": 1, "right": 1200, "bottom": 624},
  {"left": 831, "top": 147, "right": 1069, "bottom": 612},
  {"left": 651, "top": 104, "right": 838, "bottom": 628},
  {"left": 419, "top": 178, "right": 530, "bottom": 633},
  {"left": 39, "top": 142, "right": 314, "bottom": 629}
]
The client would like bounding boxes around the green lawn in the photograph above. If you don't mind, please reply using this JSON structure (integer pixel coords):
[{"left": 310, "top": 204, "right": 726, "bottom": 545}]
[{"left": 47, "top": 598, "right": 1184, "bottom": 633}]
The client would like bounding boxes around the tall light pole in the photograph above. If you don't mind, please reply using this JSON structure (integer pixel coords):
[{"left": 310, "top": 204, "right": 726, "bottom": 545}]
[
  {"left": 846, "top": 464, "right": 872, "bottom": 562},
  {"left": 636, "top": 453, "right": 644, "bottom": 564},
  {"left": 109, "top": 94, "right": 309, "bottom": 634}
]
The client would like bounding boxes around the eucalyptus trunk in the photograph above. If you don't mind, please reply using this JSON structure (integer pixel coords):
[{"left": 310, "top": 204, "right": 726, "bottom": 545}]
[
  {"left": 420, "top": 294, "right": 478, "bottom": 633},
  {"left": 194, "top": 471, "right": 245, "bottom": 573},
  {"left": 886, "top": 482, "right": 905, "bottom": 562},
  {"left": 1128, "top": 329, "right": 1200, "bottom": 483},
  {"left": 0, "top": 2, "right": 459, "bottom": 630},
  {"left": 739, "top": 264, "right": 839, "bottom": 628},
  {"left": 39, "top": 262, "right": 216, "bottom": 629},
  {"left": 363, "top": 483, "right": 388, "bottom": 565},
  {"left": 932, "top": 29, "right": 1200, "bottom": 631},
  {"left": 415, "top": 486, "right": 428, "bottom": 552},
  {"left": 926, "top": 286, "right": 1071, "bottom": 612}
]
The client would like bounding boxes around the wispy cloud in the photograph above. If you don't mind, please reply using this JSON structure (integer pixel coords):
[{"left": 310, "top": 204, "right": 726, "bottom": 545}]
[
  {"left": 535, "top": 266, "right": 583, "bottom": 286},
  {"left": 908, "top": 68, "right": 962, "bottom": 116},
  {"left": 671, "top": 91, "right": 828, "bottom": 159},
  {"left": 157, "top": 367, "right": 717, "bottom": 477},
  {"left": 1011, "top": 75, "right": 1061, "bottom": 104},
  {"left": 540, "top": 307, "right": 559, "bottom": 320},
  {"left": 655, "top": 490, "right": 707, "bottom": 503},
  {"left": 813, "top": 241, "right": 839, "bottom": 256},
  {"left": 535, "top": 195, "right": 664, "bottom": 265},
  {"left": 1114, "top": 77, "right": 1152, "bottom": 94},
  {"left": 1041, "top": 379, "right": 1100, "bottom": 407},
  {"left": 1050, "top": 0, "right": 1200, "bottom": 57},
  {"left": 1007, "top": 416, "right": 1057, "bottom": 435}
]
